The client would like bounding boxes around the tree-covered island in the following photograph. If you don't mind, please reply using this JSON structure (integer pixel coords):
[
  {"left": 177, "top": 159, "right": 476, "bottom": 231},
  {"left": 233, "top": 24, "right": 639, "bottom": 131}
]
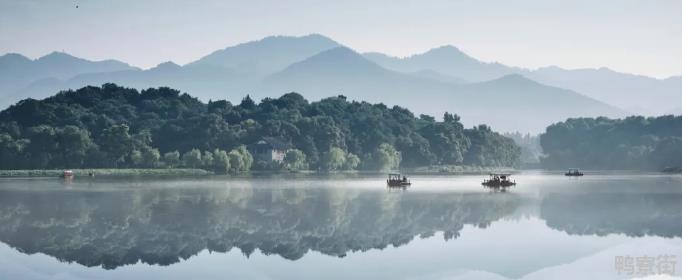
[
  {"left": 541, "top": 116, "right": 682, "bottom": 171},
  {"left": 0, "top": 84, "right": 521, "bottom": 174}
]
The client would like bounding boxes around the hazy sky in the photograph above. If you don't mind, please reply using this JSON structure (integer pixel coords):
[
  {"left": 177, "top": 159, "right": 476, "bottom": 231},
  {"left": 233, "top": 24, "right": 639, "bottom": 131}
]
[{"left": 1, "top": 0, "right": 680, "bottom": 78}]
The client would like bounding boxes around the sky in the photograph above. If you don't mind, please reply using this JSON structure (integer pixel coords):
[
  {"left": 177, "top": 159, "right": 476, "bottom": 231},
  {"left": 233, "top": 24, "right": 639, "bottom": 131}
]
[{"left": 0, "top": 0, "right": 680, "bottom": 78}]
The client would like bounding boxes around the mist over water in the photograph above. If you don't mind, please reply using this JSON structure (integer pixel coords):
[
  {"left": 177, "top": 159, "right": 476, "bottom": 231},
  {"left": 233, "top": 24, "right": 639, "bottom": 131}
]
[{"left": 1, "top": 172, "right": 681, "bottom": 279}]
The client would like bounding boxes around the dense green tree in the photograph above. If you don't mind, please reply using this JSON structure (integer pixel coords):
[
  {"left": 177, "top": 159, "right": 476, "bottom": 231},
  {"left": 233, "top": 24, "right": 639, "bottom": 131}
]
[
  {"left": 227, "top": 146, "right": 252, "bottom": 173},
  {"left": 234, "top": 145, "right": 253, "bottom": 171},
  {"left": 24, "top": 125, "right": 57, "bottom": 168},
  {"left": 132, "top": 130, "right": 153, "bottom": 149},
  {"left": 182, "top": 148, "right": 202, "bottom": 168},
  {"left": 54, "top": 126, "right": 93, "bottom": 168},
  {"left": 321, "top": 147, "right": 346, "bottom": 171},
  {"left": 84, "top": 145, "right": 108, "bottom": 168},
  {"left": 227, "top": 150, "right": 243, "bottom": 173},
  {"left": 240, "top": 95, "right": 257, "bottom": 110},
  {"left": 99, "top": 124, "right": 133, "bottom": 167},
  {"left": 141, "top": 146, "right": 161, "bottom": 168},
  {"left": 201, "top": 151, "right": 214, "bottom": 169},
  {"left": 464, "top": 125, "right": 519, "bottom": 167},
  {"left": 0, "top": 133, "right": 27, "bottom": 169},
  {"left": 212, "top": 149, "right": 230, "bottom": 174},
  {"left": 418, "top": 113, "right": 469, "bottom": 165},
  {"left": 129, "top": 150, "right": 143, "bottom": 167},
  {"left": 284, "top": 149, "right": 308, "bottom": 171},
  {"left": 396, "top": 133, "right": 435, "bottom": 167},
  {"left": 163, "top": 151, "right": 180, "bottom": 168},
  {"left": 368, "top": 143, "right": 401, "bottom": 171},
  {"left": 344, "top": 153, "right": 361, "bottom": 170},
  {"left": 650, "top": 137, "right": 682, "bottom": 169}
]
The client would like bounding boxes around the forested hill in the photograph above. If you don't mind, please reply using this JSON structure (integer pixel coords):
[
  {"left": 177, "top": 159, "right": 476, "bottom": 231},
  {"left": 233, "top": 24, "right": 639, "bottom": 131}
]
[
  {"left": 0, "top": 84, "right": 520, "bottom": 171},
  {"left": 540, "top": 116, "right": 682, "bottom": 170}
]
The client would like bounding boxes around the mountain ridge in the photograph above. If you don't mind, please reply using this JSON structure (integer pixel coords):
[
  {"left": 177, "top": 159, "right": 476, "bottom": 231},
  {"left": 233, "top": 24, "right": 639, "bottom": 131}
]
[
  {"left": 262, "top": 48, "right": 624, "bottom": 132},
  {"left": 365, "top": 47, "right": 680, "bottom": 115},
  {"left": 2, "top": 34, "right": 670, "bottom": 132},
  {"left": 188, "top": 34, "right": 342, "bottom": 76},
  {"left": 0, "top": 51, "right": 137, "bottom": 96}
]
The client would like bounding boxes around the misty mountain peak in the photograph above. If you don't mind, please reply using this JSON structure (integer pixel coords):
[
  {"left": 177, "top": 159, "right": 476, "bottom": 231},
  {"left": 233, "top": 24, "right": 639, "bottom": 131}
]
[
  {"left": 490, "top": 74, "right": 538, "bottom": 86},
  {"left": 312, "top": 46, "right": 359, "bottom": 59},
  {"left": 596, "top": 66, "right": 616, "bottom": 73},
  {"left": 259, "top": 33, "right": 338, "bottom": 45},
  {"left": 37, "top": 51, "right": 82, "bottom": 63},
  {"left": 189, "top": 34, "right": 342, "bottom": 75},
  {"left": 417, "top": 45, "right": 475, "bottom": 61},
  {"left": 285, "top": 46, "right": 380, "bottom": 71},
  {"left": 265, "top": 46, "right": 394, "bottom": 87},
  {"left": 427, "top": 45, "right": 466, "bottom": 55},
  {"left": 153, "top": 61, "right": 181, "bottom": 70},
  {"left": 303, "top": 33, "right": 334, "bottom": 40},
  {"left": 365, "top": 44, "right": 517, "bottom": 82},
  {"left": 0, "top": 53, "right": 32, "bottom": 64}
]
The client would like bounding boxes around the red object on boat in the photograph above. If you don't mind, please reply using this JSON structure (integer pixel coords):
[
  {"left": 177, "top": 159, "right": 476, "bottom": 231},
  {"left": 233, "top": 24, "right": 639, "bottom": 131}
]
[{"left": 61, "top": 170, "right": 74, "bottom": 178}]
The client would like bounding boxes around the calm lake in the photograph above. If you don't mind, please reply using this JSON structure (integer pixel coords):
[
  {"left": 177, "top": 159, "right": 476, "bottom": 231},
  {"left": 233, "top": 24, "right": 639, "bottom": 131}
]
[{"left": 0, "top": 171, "right": 681, "bottom": 280}]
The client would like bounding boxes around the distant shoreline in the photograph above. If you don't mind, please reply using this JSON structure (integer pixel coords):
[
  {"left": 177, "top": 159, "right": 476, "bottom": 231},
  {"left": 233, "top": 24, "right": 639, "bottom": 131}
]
[
  {"left": 0, "top": 166, "right": 515, "bottom": 178},
  {"left": 1, "top": 166, "right": 677, "bottom": 178},
  {"left": 662, "top": 167, "right": 682, "bottom": 174},
  {"left": 0, "top": 169, "right": 213, "bottom": 178}
]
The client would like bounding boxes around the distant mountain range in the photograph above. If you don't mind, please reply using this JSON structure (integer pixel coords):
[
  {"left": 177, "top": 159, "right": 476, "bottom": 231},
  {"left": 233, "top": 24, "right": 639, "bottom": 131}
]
[
  {"left": 364, "top": 46, "right": 681, "bottom": 116},
  {"left": 1, "top": 34, "right": 678, "bottom": 132},
  {"left": 261, "top": 47, "right": 623, "bottom": 132},
  {"left": 364, "top": 46, "right": 522, "bottom": 82},
  {"left": 527, "top": 67, "right": 681, "bottom": 115},
  {"left": 0, "top": 51, "right": 136, "bottom": 94}
]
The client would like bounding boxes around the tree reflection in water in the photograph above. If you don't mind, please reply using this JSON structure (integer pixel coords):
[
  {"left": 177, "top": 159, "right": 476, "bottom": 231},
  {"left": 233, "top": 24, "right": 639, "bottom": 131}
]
[
  {"left": 541, "top": 192, "right": 682, "bottom": 238},
  {"left": 0, "top": 186, "right": 519, "bottom": 269}
]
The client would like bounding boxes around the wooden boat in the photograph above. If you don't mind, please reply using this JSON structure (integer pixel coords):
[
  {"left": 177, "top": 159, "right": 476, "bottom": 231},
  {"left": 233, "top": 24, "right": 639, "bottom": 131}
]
[
  {"left": 565, "top": 168, "right": 584, "bottom": 176},
  {"left": 482, "top": 173, "right": 515, "bottom": 187},
  {"left": 387, "top": 173, "right": 411, "bottom": 187},
  {"left": 60, "top": 170, "right": 74, "bottom": 179}
]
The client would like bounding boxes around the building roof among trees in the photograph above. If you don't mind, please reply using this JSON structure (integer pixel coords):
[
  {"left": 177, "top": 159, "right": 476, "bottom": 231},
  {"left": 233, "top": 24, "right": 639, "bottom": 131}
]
[{"left": 249, "top": 137, "right": 291, "bottom": 151}]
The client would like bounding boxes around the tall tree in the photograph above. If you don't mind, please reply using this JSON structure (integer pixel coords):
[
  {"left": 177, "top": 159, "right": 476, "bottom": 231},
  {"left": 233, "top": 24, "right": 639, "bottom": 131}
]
[
  {"left": 212, "top": 149, "right": 230, "bottom": 174},
  {"left": 182, "top": 149, "right": 202, "bottom": 168},
  {"left": 163, "top": 151, "right": 180, "bottom": 168},
  {"left": 99, "top": 124, "right": 133, "bottom": 167},
  {"left": 55, "top": 126, "right": 93, "bottom": 168}
]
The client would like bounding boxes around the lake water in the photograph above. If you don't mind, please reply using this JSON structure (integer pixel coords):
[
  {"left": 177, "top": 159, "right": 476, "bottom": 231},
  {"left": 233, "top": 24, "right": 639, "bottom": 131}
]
[{"left": 0, "top": 171, "right": 681, "bottom": 280}]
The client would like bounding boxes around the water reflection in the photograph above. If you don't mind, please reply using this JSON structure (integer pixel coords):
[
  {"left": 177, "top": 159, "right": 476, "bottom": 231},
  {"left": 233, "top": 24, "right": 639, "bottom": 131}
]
[
  {"left": 541, "top": 192, "right": 682, "bottom": 238},
  {"left": 0, "top": 183, "right": 519, "bottom": 269},
  {"left": 0, "top": 174, "right": 681, "bottom": 274}
]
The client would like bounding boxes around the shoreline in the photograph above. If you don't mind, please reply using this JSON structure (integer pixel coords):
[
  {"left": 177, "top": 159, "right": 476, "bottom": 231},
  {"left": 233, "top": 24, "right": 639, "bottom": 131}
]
[
  {"left": 0, "top": 166, "right": 515, "bottom": 178},
  {"left": 0, "top": 169, "right": 213, "bottom": 178},
  {"left": 2, "top": 167, "right": 675, "bottom": 178}
]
